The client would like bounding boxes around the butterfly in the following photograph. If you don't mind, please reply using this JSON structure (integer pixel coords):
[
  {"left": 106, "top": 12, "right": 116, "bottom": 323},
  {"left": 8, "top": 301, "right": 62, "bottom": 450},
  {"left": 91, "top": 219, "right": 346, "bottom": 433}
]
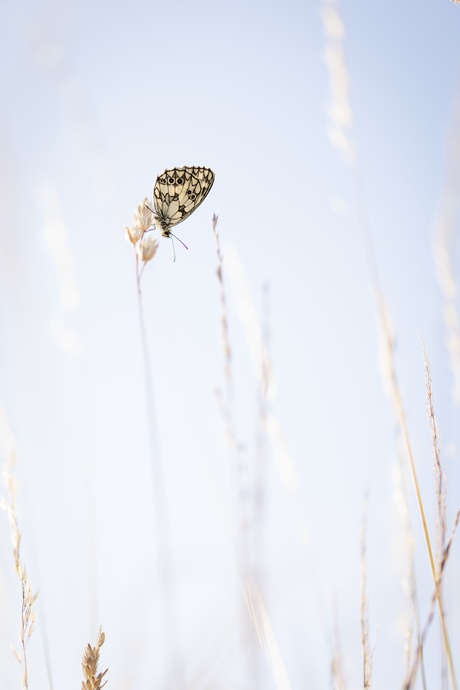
[{"left": 149, "top": 166, "right": 215, "bottom": 240}]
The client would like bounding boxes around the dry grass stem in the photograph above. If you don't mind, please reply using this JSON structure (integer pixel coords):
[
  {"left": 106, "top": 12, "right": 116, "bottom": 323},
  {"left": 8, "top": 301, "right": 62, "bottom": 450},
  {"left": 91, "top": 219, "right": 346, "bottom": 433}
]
[
  {"left": 392, "top": 456, "right": 426, "bottom": 690},
  {"left": 375, "top": 293, "right": 456, "bottom": 688},
  {"left": 81, "top": 627, "right": 108, "bottom": 690},
  {"left": 212, "top": 214, "right": 232, "bottom": 386},
  {"left": 253, "top": 284, "right": 270, "bottom": 578},
  {"left": 125, "top": 201, "right": 184, "bottom": 689},
  {"left": 404, "top": 505, "right": 460, "bottom": 689},
  {"left": 360, "top": 502, "right": 374, "bottom": 689},
  {"left": 322, "top": 5, "right": 456, "bottom": 681},
  {"left": 242, "top": 575, "right": 293, "bottom": 690},
  {"left": 210, "top": 223, "right": 242, "bottom": 473},
  {"left": 419, "top": 339, "right": 456, "bottom": 687},
  {"left": 404, "top": 594, "right": 437, "bottom": 690},
  {"left": 220, "top": 244, "right": 334, "bottom": 685},
  {"left": 421, "top": 339, "right": 447, "bottom": 571},
  {"left": 223, "top": 247, "right": 325, "bottom": 630},
  {"left": 331, "top": 645, "right": 347, "bottom": 690},
  {"left": 322, "top": 6, "right": 457, "bottom": 682},
  {"left": 0, "top": 425, "right": 38, "bottom": 690},
  {"left": 212, "top": 223, "right": 288, "bottom": 687},
  {"left": 331, "top": 604, "right": 347, "bottom": 690}
]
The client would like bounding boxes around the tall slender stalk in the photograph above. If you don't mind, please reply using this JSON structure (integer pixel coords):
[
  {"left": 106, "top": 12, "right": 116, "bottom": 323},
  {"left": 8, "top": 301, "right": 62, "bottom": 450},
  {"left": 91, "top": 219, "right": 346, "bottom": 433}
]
[
  {"left": 212, "top": 217, "right": 292, "bottom": 690},
  {"left": 212, "top": 216, "right": 255, "bottom": 684},
  {"left": 404, "top": 506, "right": 460, "bottom": 689},
  {"left": 360, "top": 501, "right": 374, "bottom": 690},
  {"left": 135, "top": 256, "right": 183, "bottom": 690},
  {"left": 378, "top": 294, "right": 456, "bottom": 690},
  {"left": 1, "top": 445, "right": 38, "bottom": 690},
  {"left": 331, "top": 602, "right": 347, "bottom": 690},
  {"left": 394, "top": 451, "right": 426, "bottom": 690},
  {"left": 321, "top": 2, "right": 457, "bottom": 684},
  {"left": 126, "top": 201, "right": 182, "bottom": 688}
]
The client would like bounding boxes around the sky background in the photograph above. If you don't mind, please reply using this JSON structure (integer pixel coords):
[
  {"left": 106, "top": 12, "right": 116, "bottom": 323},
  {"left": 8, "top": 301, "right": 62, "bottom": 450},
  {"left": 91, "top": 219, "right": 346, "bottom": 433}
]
[{"left": 1, "top": 0, "right": 460, "bottom": 689}]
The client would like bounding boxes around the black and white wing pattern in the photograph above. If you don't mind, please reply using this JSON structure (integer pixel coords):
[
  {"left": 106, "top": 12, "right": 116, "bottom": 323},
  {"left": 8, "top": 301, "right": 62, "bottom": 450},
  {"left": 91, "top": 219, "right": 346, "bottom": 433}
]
[{"left": 153, "top": 166, "right": 215, "bottom": 236}]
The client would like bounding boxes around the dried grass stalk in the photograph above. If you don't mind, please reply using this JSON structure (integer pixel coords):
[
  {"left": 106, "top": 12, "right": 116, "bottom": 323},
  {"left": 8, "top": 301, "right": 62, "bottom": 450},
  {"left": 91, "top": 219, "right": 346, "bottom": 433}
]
[
  {"left": 419, "top": 340, "right": 455, "bottom": 687},
  {"left": 421, "top": 339, "right": 447, "bottom": 571},
  {"left": 0, "top": 411, "right": 38, "bottom": 690},
  {"left": 331, "top": 603, "right": 347, "bottom": 690},
  {"left": 81, "top": 628, "right": 108, "bottom": 690},
  {"left": 376, "top": 294, "right": 456, "bottom": 688},
  {"left": 392, "top": 455, "right": 426, "bottom": 689},
  {"left": 360, "top": 502, "right": 374, "bottom": 689},
  {"left": 405, "top": 507, "right": 460, "bottom": 689},
  {"left": 126, "top": 199, "right": 184, "bottom": 688},
  {"left": 212, "top": 214, "right": 232, "bottom": 386},
  {"left": 403, "top": 343, "right": 460, "bottom": 689}
]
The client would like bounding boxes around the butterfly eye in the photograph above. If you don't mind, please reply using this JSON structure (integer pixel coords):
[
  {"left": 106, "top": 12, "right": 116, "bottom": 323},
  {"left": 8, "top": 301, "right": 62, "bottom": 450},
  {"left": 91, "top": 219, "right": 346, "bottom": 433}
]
[
  {"left": 190, "top": 194, "right": 196, "bottom": 200},
  {"left": 176, "top": 177, "right": 183, "bottom": 184},
  {"left": 161, "top": 177, "right": 167, "bottom": 184},
  {"left": 168, "top": 177, "right": 175, "bottom": 184}
]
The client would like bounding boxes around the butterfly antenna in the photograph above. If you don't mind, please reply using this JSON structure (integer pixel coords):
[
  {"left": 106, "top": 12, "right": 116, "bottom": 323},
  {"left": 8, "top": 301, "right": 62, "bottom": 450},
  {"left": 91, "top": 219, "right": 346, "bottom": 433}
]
[
  {"left": 171, "top": 236, "right": 176, "bottom": 263},
  {"left": 170, "top": 232, "right": 189, "bottom": 250}
]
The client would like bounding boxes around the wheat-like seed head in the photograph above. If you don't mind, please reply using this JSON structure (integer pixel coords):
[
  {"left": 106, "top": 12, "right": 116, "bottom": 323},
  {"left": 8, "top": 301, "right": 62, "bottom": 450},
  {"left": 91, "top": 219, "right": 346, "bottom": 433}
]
[
  {"left": 81, "top": 628, "right": 108, "bottom": 690},
  {"left": 137, "top": 233, "right": 159, "bottom": 263},
  {"left": 125, "top": 198, "right": 155, "bottom": 248}
]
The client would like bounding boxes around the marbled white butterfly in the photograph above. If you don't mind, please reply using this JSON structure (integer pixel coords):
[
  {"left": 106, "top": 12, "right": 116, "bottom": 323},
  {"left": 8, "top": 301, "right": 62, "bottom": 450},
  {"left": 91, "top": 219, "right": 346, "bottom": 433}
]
[{"left": 150, "top": 166, "right": 215, "bottom": 239}]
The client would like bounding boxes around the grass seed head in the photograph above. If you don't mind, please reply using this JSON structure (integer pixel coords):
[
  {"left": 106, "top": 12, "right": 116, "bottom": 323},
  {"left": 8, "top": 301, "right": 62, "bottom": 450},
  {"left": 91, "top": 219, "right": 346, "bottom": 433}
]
[
  {"left": 137, "top": 234, "right": 159, "bottom": 263},
  {"left": 133, "top": 198, "right": 154, "bottom": 234},
  {"left": 124, "top": 224, "right": 143, "bottom": 246},
  {"left": 81, "top": 627, "right": 108, "bottom": 690}
]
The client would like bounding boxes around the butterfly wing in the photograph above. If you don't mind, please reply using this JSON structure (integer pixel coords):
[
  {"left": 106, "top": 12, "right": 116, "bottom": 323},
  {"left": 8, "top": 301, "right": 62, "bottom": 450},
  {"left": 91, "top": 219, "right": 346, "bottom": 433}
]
[{"left": 153, "top": 166, "right": 215, "bottom": 231}]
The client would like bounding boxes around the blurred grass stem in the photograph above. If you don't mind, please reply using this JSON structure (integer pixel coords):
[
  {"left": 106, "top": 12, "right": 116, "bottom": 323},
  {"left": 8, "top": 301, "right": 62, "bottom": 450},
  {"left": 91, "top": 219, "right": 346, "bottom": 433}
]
[
  {"left": 212, "top": 218, "right": 292, "bottom": 690},
  {"left": 360, "top": 500, "right": 374, "bottom": 689},
  {"left": 212, "top": 215, "right": 231, "bottom": 386},
  {"left": 320, "top": 0, "right": 457, "bottom": 681},
  {"left": 135, "top": 255, "right": 183, "bottom": 689},
  {"left": 380, "top": 301, "right": 455, "bottom": 689}
]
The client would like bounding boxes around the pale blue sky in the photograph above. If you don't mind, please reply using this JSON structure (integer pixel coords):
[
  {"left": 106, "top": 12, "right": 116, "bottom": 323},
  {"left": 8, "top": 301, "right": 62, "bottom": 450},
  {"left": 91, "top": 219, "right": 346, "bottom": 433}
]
[{"left": 0, "top": 0, "right": 460, "bottom": 688}]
